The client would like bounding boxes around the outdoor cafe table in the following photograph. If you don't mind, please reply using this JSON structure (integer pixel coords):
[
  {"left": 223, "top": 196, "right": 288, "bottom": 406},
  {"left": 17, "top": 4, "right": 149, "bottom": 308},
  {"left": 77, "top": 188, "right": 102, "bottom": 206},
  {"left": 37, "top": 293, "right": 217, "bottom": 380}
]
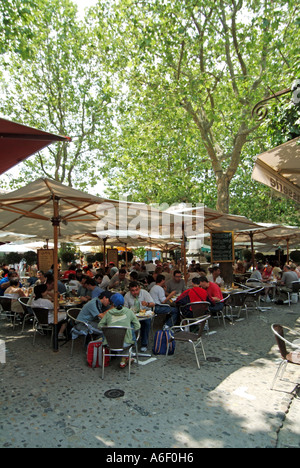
[
  {"left": 221, "top": 287, "right": 245, "bottom": 295},
  {"left": 59, "top": 298, "right": 82, "bottom": 310},
  {"left": 132, "top": 310, "right": 155, "bottom": 359}
]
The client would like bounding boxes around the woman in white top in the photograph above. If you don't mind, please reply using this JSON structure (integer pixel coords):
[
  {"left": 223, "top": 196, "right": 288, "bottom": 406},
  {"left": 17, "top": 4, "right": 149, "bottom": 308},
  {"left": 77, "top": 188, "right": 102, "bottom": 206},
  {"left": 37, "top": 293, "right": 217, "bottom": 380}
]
[
  {"left": 32, "top": 284, "right": 67, "bottom": 339},
  {"left": 5, "top": 279, "right": 27, "bottom": 315}
]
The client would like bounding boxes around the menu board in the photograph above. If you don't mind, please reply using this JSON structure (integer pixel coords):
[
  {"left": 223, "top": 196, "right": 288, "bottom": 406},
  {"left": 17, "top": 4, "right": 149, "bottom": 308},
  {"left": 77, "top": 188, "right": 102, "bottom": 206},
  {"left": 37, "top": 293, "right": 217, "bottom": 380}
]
[
  {"left": 107, "top": 249, "right": 119, "bottom": 266},
  {"left": 210, "top": 231, "right": 234, "bottom": 263},
  {"left": 38, "top": 249, "right": 54, "bottom": 272}
]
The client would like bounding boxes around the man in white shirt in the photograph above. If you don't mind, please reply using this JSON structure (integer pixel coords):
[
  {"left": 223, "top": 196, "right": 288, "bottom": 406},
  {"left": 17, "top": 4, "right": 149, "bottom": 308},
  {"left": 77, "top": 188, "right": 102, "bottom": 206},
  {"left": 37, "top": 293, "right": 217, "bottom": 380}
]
[
  {"left": 150, "top": 274, "right": 178, "bottom": 328},
  {"left": 207, "top": 266, "right": 224, "bottom": 287},
  {"left": 124, "top": 281, "right": 155, "bottom": 352},
  {"left": 247, "top": 264, "right": 264, "bottom": 287},
  {"left": 95, "top": 273, "right": 110, "bottom": 290}
]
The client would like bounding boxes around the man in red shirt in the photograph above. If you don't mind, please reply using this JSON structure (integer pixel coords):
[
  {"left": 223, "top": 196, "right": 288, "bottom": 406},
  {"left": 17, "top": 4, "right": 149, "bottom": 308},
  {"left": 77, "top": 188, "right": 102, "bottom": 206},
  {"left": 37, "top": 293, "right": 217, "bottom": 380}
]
[
  {"left": 199, "top": 276, "right": 224, "bottom": 315},
  {"left": 176, "top": 277, "right": 208, "bottom": 303},
  {"left": 175, "top": 277, "right": 214, "bottom": 320},
  {"left": 63, "top": 264, "right": 76, "bottom": 280}
]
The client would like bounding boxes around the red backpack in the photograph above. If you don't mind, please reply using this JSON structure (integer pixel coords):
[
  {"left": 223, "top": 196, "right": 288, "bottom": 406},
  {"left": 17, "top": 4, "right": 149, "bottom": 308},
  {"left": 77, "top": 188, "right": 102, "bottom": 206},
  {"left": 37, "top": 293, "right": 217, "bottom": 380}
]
[{"left": 87, "top": 340, "right": 110, "bottom": 368}]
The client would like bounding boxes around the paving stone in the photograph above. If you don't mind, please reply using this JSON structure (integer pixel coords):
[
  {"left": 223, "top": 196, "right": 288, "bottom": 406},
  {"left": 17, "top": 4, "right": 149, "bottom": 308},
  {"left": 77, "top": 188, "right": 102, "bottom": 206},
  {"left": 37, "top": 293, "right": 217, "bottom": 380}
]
[{"left": 0, "top": 304, "right": 299, "bottom": 448}]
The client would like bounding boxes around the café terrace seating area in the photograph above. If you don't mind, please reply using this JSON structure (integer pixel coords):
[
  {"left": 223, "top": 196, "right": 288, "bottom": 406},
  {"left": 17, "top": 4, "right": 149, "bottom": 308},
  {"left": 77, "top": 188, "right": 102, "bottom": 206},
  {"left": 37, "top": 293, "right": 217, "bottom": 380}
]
[
  {"left": 1, "top": 253, "right": 300, "bottom": 375},
  {"left": 0, "top": 178, "right": 300, "bottom": 381}
]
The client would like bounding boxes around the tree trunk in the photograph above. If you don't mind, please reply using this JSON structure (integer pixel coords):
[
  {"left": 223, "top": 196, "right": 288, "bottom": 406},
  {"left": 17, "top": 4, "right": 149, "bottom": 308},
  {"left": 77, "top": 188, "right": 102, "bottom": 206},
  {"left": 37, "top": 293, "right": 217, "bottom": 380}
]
[{"left": 216, "top": 173, "right": 231, "bottom": 213}]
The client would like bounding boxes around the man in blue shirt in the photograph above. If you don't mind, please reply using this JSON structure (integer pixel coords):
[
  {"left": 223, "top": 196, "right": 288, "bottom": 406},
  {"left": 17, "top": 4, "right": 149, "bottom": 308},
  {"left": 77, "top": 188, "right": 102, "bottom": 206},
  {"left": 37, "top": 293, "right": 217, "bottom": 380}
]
[
  {"left": 76, "top": 291, "right": 112, "bottom": 329},
  {"left": 85, "top": 277, "right": 104, "bottom": 299}
]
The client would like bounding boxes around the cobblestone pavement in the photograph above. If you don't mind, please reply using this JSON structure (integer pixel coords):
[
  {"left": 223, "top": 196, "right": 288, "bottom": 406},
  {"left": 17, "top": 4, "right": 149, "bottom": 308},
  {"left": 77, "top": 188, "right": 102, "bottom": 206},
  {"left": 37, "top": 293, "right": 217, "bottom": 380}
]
[{"left": 0, "top": 303, "right": 299, "bottom": 449}]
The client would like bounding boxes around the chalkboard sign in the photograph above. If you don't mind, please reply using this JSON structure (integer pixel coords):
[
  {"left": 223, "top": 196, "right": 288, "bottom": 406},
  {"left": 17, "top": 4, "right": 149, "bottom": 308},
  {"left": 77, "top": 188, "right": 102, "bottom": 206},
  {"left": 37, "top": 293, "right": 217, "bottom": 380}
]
[{"left": 210, "top": 231, "right": 234, "bottom": 263}]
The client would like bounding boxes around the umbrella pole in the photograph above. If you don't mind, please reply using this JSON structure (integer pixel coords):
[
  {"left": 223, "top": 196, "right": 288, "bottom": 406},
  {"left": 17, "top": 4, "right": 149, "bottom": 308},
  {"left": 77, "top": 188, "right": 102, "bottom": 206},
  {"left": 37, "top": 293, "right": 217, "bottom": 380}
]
[
  {"left": 250, "top": 232, "right": 255, "bottom": 271},
  {"left": 182, "top": 222, "right": 187, "bottom": 285},
  {"left": 52, "top": 196, "right": 60, "bottom": 352},
  {"left": 125, "top": 243, "right": 128, "bottom": 269},
  {"left": 103, "top": 237, "right": 107, "bottom": 267}
]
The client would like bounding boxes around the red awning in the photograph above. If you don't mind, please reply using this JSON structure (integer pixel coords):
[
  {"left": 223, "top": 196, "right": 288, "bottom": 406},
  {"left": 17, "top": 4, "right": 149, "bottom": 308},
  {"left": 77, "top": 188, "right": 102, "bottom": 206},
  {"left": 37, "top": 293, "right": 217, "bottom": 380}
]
[{"left": 0, "top": 117, "right": 71, "bottom": 175}]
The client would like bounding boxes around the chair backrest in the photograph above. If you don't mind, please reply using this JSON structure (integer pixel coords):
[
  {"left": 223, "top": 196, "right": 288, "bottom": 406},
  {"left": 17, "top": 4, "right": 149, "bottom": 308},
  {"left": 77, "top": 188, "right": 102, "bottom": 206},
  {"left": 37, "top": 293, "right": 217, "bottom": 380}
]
[
  {"left": 190, "top": 301, "right": 210, "bottom": 317},
  {"left": 228, "top": 292, "right": 247, "bottom": 306},
  {"left": 292, "top": 281, "right": 300, "bottom": 292},
  {"left": 18, "top": 297, "right": 32, "bottom": 314},
  {"left": 31, "top": 307, "right": 50, "bottom": 325},
  {"left": 101, "top": 326, "right": 129, "bottom": 351},
  {"left": 220, "top": 294, "right": 230, "bottom": 303},
  {"left": 246, "top": 278, "right": 262, "bottom": 287},
  {"left": 67, "top": 308, "right": 81, "bottom": 321},
  {"left": 246, "top": 287, "right": 265, "bottom": 299},
  {"left": 271, "top": 324, "right": 288, "bottom": 360},
  {"left": 0, "top": 296, "right": 12, "bottom": 311},
  {"left": 180, "top": 301, "right": 210, "bottom": 318}
]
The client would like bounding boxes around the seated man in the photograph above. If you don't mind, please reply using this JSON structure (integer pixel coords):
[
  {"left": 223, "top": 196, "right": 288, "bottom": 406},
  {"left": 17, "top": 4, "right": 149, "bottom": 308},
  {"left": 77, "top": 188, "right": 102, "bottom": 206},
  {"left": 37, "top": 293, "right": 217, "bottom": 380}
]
[
  {"left": 63, "top": 264, "right": 77, "bottom": 280},
  {"left": 248, "top": 264, "right": 264, "bottom": 284},
  {"left": 176, "top": 276, "right": 208, "bottom": 303},
  {"left": 276, "top": 264, "right": 299, "bottom": 304},
  {"left": 84, "top": 277, "right": 104, "bottom": 299},
  {"left": 108, "top": 268, "right": 130, "bottom": 292},
  {"left": 198, "top": 276, "right": 224, "bottom": 316},
  {"left": 150, "top": 274, "right": 178, "bottom": 328},
  {"left": 95, "top": 272, "right": 110, "bottom": 290},
  {"left": 165, "top": 270, "right": 186, "bottom": 296},
  {"left": 129, "top": 270, "right": 146, "bottom": 289},
  {"left": 44, "top": 273, "right": 66, "bottom": 298},
  {"left": 75, "top": 291, "right": 113, "bottom": 332},
  {"left": 207, "top": 266, "right": 224, "bottom": 287},
  {"left": 175, "top": 277, "right": 211, "bottom": 317},
  {"left": 124, "top": 281, "right": 155, "bottom": 352},
  {"left": 77, "top": 276, "right": 93, "bottom": 304}
]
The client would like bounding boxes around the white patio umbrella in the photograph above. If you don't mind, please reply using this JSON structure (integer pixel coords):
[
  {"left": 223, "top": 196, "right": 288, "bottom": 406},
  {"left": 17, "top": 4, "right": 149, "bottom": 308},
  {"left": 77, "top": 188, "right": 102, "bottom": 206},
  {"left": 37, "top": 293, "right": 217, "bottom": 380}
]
[
  {"left": 0, "top": 244, "right": 36, "bottom": 253},
  {"left": 252, "top": 137, "right": 300, "bottom": 203},
  {"left": 0, "top": 178, "right": 153, "bottom": 350}
]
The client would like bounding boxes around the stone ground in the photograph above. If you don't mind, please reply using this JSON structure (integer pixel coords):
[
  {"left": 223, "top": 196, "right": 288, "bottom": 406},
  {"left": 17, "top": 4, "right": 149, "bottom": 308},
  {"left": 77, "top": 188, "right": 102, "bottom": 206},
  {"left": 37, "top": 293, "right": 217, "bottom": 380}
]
[{"left": 0, "top": 303, "right": 299, "bottom": 449}]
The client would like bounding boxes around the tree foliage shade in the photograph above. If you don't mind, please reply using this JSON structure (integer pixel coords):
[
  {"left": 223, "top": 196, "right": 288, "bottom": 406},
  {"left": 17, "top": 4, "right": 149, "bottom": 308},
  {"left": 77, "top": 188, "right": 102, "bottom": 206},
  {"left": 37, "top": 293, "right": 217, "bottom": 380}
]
[
  {"left": 0, "top": 0, "right": 116, "bottom": 190},
  {"left": 92, "top": 0, "right": 300, "bottom": 212}
]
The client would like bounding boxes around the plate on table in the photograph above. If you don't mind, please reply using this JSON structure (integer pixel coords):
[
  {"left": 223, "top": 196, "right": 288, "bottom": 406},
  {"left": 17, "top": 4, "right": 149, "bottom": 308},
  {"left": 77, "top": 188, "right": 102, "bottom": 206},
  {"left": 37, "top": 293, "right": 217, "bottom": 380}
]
[{"left": 136, "top": 312, "right": 154, "bottom": 318}]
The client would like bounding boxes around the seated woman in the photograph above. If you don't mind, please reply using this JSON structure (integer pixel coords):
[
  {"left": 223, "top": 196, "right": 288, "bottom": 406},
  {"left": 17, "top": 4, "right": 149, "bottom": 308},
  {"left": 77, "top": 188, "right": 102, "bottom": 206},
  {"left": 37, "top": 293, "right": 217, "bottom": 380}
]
[
  {"left": 234, "top": 260, "right": 246, "bottom": 275},
  {"left": 31, "top": 284, "right": 67, "bottom": 340},
  {"left": 5, "top": 279, "right": 27, "bottom": 316},
  {"left": 98, "top": 293, "right": 141, "bottom": 368},
  {"left": 262, "top": 264, "right": 273, "bottom": 282}
]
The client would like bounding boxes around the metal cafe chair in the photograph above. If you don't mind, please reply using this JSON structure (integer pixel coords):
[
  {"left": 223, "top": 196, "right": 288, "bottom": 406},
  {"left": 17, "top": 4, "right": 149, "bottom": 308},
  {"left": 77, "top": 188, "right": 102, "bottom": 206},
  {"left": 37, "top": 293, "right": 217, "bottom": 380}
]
[
  {"left": 168, "top": 315, "right": 211, "bottom": 369},
  {"left": 101, "top": 326, "right": 140, "bottom": 381},
  {"left": 0, "top": 296, "right": 17, "bottom": 329},
  {"left": 271, "top": 324, "right": 300, "bottom": 390}
]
